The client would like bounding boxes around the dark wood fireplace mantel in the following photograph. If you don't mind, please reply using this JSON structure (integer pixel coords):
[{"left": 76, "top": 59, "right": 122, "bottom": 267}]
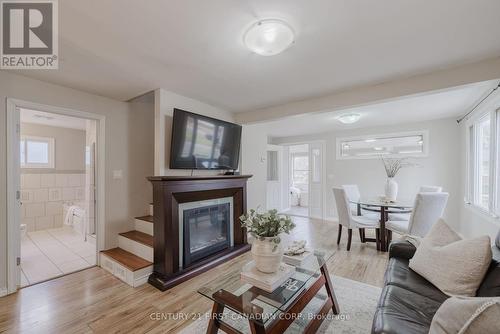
[{"left": 147, "top": 174, "right": 252, "bottom": 291}]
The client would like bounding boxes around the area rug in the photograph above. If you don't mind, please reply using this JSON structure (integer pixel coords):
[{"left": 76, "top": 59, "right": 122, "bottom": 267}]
[{"left": 179, "top": 275, "right": 381, "bottom": 334}]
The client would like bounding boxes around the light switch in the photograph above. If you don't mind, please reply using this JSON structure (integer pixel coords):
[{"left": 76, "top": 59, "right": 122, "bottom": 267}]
[{"left": 113, "top": 170, "right": 123, "bottom": 179}]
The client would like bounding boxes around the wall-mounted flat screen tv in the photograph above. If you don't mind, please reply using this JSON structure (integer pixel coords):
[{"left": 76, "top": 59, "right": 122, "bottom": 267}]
[{"left": 170, "top": 108, "right": 242, "bottom": 170}]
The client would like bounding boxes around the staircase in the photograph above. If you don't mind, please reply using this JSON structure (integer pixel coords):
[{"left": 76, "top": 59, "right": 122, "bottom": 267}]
[{"left": 100, "top": 204, "right": 154, "bottom": 287}]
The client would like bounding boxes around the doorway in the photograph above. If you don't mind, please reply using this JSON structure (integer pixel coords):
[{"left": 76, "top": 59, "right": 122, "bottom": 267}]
[
  {"left": 6, "top": 99, "right": 105, "bottom": 293},
  {"left": 277, "top": 141, "right": 326, "bottom": 219}
]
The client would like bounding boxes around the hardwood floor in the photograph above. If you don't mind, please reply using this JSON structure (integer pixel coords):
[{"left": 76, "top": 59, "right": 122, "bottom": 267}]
[{"left": 0, "top": 217, "right": 389, "bottom": 334}]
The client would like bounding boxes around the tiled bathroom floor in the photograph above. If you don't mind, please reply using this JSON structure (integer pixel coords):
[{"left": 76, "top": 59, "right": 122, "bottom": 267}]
[{"left": 21, "top": 227, "right": 96, "bottom": 287}]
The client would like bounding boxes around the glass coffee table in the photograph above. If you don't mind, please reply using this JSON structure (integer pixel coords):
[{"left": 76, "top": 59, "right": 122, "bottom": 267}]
[{"left": 198, "top": 249, "right": 339, "bottom": 334}]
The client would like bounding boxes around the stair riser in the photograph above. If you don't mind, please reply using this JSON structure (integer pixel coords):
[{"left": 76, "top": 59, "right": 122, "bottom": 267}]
[
  {"left": 149, "top": 204, "right": 154, "bottom": 216},
  {"left": 118, "top": 236, "right": 153, "bottom": 262},
  {"left": 134, "top": 219, "right": 153, "bottom": 236},
  {"left": 100, "top": 253, "right": 153, "bottom": 287}
]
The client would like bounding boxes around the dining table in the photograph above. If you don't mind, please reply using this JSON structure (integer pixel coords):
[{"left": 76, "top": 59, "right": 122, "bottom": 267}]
[{"left": 349, "top": 198, "right": 414, "bottom": 252}]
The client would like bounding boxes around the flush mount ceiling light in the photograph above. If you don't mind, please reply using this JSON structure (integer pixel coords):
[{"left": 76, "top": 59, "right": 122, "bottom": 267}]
[
  {"left": 244, "top": 19, "right": 295, "bottom": 56},
  {"left": 337, "top": 113, "right": 361, "bottom": 124}
]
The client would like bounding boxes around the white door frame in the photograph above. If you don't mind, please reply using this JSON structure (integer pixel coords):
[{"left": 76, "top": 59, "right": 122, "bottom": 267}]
[
  {"left": 282, "top": 140, "right": 327, "bottom": 219},
  {"left": 6, "top": 98, "right": 106, "bottom": 294}
]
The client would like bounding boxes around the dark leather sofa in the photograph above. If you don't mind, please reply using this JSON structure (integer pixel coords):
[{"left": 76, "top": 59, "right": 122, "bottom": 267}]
[{"left": 371, "top": 231, "right": 500, "bottom": 334}]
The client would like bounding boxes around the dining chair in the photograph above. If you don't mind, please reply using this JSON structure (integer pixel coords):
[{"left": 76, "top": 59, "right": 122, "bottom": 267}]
[
  {"left": 389, "top": 185, "right": 443, "bottom": 221},
  {"left": 386, "top": 192, "right": 449, "bottom": 243},
  {"left": 341, "top": 184, "right": 361, "bottom": 216},
  {"left": 342, "top": 184, "right": 379, "bottom": 219},
  {"left": 333, "top": 187, "right": 380, "bottom": 251}
]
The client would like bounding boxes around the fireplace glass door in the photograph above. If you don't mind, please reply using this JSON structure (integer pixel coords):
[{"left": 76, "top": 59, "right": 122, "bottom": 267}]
[{"left": 183, "top": 202, "right": 231, "bottom": 267}]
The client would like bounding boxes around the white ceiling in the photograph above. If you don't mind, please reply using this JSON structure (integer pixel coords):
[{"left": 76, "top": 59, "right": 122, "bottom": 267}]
[
  {"left": 20, "top": 108, "right": 87, "bottom": 130},
  {"left": 262, "top": 80, "right": 498, "bottom": 138},
  {"left": 9, "top": 0, "right": 500, "bottom": 112}
]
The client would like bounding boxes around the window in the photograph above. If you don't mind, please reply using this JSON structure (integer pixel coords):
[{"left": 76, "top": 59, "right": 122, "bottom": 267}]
[
  {"left": 467, "top": 109, "right": 499, "bottom": 216},
  {"left": 291, "top": 153, "right": 309, "bottom": 184},
  {"left": 20, "top": 136, "right": 55, "bottom": 168},
  {"left": 336, "top": 131, "right": 428, "bottom": 159}
]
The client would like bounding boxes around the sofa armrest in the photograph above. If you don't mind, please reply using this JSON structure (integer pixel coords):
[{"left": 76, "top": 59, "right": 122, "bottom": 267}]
[{"left": 389, "top": 241, "right": 417, "bottom": 260}]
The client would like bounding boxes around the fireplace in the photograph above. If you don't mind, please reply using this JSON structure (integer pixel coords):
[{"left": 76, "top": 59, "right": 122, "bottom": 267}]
[
  {"left": 147, "top": 174, "right": 252, "bottom": 291},
  {"left": 179, "top": 197, "right": 234, "bottom": 268}
]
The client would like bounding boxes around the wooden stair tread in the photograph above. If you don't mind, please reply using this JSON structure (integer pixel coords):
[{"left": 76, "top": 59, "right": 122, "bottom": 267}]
[
  {"left": 135, "top": 215, "right": 153, "bottom": 223},
  {"left": 119, "top": 230, "right": 153, "bottom": 247},
  {"left": 101, "top": 248, "right": 152, "bottom": 271}
]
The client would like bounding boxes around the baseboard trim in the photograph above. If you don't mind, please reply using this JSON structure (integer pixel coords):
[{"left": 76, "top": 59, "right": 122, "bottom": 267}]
[{"left": 0, "top": 288, "right": 8, "bottom": 297}]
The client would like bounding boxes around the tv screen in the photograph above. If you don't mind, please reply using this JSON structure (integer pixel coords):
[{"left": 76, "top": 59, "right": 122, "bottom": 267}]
[{"left": 170, "top": 109, "right": 242, "bottom": 170}]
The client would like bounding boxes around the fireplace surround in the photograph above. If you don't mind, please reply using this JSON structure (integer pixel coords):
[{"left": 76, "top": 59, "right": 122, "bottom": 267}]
[{"left": 147, "top": 174, "right": 252, "bottom": 291}]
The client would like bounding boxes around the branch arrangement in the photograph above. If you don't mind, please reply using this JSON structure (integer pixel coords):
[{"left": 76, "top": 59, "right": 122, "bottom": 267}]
[{"left": 381, "top": 157, "right": 418, "bottom": 178}]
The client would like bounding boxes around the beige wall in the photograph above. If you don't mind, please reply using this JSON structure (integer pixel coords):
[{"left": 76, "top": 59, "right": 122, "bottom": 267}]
[
  {"left": 20, "top": 123, "right": 86, "bottom": 173},
  {"left": 0, "top": 71, "right": 153, "bottom": 291},
  {"left": 154, "top": 88, "right": 235, "bottom": 176}
]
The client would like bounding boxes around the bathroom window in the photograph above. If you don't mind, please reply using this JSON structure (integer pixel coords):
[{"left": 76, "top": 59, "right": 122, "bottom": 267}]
[{"left": 20, "top": 135, "right": 55, "bottom": 168}]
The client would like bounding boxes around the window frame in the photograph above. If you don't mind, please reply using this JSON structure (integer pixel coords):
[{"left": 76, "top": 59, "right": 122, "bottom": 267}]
[
  {"left": 465, "top": 108, "right": 499, "bottom": 217},
  {"left": 291, "top": 152, "right": 309, "bottom": 185},
  {"left": 335, "top": 130, "right": 429, "bottom": 160},
  {"left": 20, "top": 135, "right": 55, "bottom": 169}
]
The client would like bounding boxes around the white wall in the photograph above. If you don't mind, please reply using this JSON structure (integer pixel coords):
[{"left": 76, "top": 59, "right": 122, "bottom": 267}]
[
  {"left": 240, "top": 124, "right": 269, "bottom": 210},
  {"left": 271, "top": 118, "right": 461, "bottom": 225},
  {"left": 0, "top": 71, "right": 153, "bottom": 291},
  {"left": 154, "top": 89, "right": 234, "bottom": 176}
]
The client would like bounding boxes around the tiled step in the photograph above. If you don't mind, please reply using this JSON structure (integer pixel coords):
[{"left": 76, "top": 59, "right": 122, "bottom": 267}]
[
  {"left": 134, "top": 215, "right": 153, "bottom": 236},
  {"left": 100, "top": 247, "right": 152, "bottom": 287},
  {"left": 149, "top": 203, "right": 154, "bottom": 216},
  {"left": 118, "top": 231, "right": 153, "bottom": 262}
]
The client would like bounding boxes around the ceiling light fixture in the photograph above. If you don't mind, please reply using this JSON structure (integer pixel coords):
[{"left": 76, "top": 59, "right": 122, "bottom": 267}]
[
  {"left": 365, "top": 138, "right": 376, "bottom": 143},
  {"left": 244, "top": 19, "right": 295, "bottom": 56},
  {"left": 337, "top": 113, "right": 361, "bottom": 124}
]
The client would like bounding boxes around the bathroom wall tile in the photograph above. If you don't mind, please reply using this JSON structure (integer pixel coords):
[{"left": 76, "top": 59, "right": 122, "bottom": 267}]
[
  {"left": 33, "top": 188, "right": 49, "bottom": 202},
  {"left": 25, "top": 203, "right": 45, "bottom": 218},
  {"left": 75, "top": 187, "right": 85, "bottom": 200},
  {"left": 54, "top": 214, "right": 63, "bottom": 227},
  {"left": 46, "top": 202, "right": 62, "bottom": 215},
  {"left": 55, "top": 174, "right": 68, "bottom": 187},
  {"left": 40, "top": 174, "right": 56, "bottom": 188},
  {"left": 22, "top": 218, "right": 35, "bottom": 232},
  {"left": 68, "top": 174, "right": 85, "bottom": 187},
  {"left": 35, "top": 216, "right": 54, "bottom": 230},
  {"left": 48, "top": 188, "right": 62, "bottom": 202},
  {"left": 62, "top": 188, "right": 75, "bottom": 200},
  {"left": 24, "top": 174, "right": 41, "bottom": 188},
  {"left": 20, "top": 190, "right": 33, "bottom": 203},
  {"left": 20, "top": 205, "right": 26, "bottom": 219}
]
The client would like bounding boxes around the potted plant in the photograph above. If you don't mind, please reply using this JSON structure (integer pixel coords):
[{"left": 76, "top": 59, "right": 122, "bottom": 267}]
[{"left": 240, "top": 209, "right": 296, "bottom": 273}]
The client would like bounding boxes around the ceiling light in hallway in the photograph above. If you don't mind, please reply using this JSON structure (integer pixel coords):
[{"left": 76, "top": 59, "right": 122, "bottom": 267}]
[
  {"left": 337, "top": 113, "right": 361, "bottom": 124},
  {"left": 244, "top": 19, "right": 295, "bottom": 56}
]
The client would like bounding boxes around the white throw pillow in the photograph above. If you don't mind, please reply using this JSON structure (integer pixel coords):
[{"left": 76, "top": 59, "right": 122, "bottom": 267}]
[
  {"left": 429, "top": 297, "right": 500, "bottom": 334},
  {"left": 409, "top": 219, "right": 492, "bottom": 297}
]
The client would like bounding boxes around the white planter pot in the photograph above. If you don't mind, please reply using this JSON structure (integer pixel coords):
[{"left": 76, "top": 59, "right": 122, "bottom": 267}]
[
  {"left": 385, "top": 177, "right": 398, "bottom": 202},
  {"left": 251, "top": 237, "right": 283, "bottom": 273}
]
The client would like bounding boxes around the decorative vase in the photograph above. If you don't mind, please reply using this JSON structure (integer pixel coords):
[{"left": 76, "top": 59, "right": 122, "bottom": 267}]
[
  {"left": 251, "top": 237, "right": 283, "bottom": 273},
  {"left": 385, "top": 177, "right": 398, "bottom": 202}
]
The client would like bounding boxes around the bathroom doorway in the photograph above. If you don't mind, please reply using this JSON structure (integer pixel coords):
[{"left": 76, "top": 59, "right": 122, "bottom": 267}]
[{"left": 6, "top": 100, "right": 104, "bottom": 292}]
